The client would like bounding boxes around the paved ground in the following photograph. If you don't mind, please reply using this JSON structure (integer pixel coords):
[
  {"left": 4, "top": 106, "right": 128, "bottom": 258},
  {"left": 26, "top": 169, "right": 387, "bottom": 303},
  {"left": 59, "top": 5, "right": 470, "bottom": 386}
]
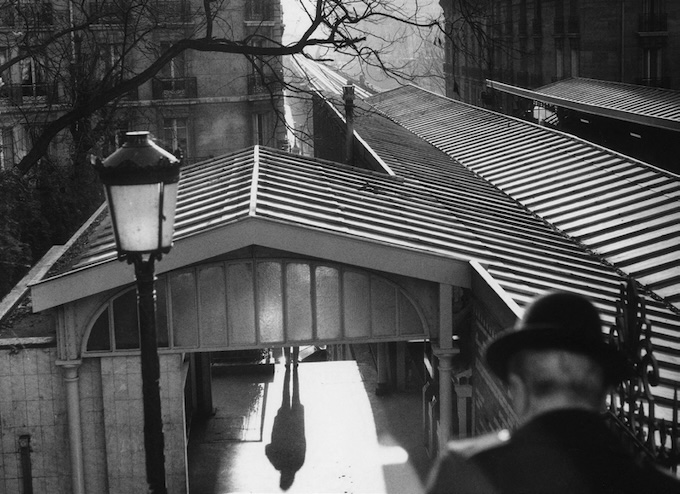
[{"left": 187, "top": 349, "right": 433, "bottom": 493}]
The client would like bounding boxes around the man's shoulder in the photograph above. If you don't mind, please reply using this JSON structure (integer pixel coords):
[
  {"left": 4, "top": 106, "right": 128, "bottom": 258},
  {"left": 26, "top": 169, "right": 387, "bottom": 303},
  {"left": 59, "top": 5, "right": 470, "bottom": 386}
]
[{"left": 444, "top": 429, "right": 511, "bottom": 459}]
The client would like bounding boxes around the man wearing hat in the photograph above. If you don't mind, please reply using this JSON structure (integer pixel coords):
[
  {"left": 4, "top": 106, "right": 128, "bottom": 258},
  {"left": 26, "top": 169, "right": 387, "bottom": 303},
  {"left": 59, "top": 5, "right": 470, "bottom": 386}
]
[{"left": 426, "top": 291, "right": 680, "bottom": 494}]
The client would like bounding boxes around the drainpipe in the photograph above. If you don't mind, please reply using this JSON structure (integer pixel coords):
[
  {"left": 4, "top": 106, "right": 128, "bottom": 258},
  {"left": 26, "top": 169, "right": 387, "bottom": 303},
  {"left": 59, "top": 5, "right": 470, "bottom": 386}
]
[
  {"left": 343, "top": 84, "right": 355, "bottom": 163},
  {"left": 19, "top": 435, "right": 33, "bottom": 494},
  {"left": 57, "top": 360, "right": 86, "bottom": 494}
]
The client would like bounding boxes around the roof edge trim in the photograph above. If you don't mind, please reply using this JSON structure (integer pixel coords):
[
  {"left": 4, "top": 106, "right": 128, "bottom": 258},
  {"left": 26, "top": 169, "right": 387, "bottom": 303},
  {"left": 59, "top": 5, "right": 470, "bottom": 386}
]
[
  {"left": 486, "top": 79, "right": 680, "bottom": 132},
  {"left": 470, "top": 260, "right": 523, "bottom": 319}
]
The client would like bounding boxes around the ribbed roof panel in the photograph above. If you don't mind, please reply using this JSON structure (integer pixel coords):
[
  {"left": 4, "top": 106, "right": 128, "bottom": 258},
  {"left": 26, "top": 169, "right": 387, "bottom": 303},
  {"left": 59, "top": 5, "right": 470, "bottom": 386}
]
[
  {"left": 537, "top": 78, "right": 680, "bottom": 124},
  {"left": 369, "top": 85, "right": 680, "bottom": 310}
]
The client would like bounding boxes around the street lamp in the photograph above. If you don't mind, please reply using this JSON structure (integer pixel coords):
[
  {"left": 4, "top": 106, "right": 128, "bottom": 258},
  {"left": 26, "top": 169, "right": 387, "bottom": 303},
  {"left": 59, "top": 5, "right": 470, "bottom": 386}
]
[{"left": 93, "top": 131, "right": 181, "bottom": 494}]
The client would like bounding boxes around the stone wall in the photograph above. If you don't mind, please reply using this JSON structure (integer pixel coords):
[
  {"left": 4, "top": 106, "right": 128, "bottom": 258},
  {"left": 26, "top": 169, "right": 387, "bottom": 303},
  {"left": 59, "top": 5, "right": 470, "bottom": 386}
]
[
  {"left": 0, "top": 345, "right": 189, "bottom": 493},
  {"left": 98, "top": 353, "right": 188, "bottom": 494},
  {"left": 0, "top": 345, "right": 71, "bottom": 493}
]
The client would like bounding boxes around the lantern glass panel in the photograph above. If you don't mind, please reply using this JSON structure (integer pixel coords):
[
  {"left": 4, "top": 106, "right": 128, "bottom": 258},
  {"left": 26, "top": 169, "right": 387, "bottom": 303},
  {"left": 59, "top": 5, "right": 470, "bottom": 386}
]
[
  {"left": 107, "top": 183, "right": 161, "bottom": 252},
  {"left": 161, "top": 182, "right": 179, "bottom": 249},
  {"left": 107, "top": 180, "right": 178, "bottom": 253}
]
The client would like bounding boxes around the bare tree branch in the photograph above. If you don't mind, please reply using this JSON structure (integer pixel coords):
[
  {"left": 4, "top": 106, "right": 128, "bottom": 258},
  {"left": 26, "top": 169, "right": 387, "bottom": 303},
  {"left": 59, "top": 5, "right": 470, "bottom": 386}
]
[{"left": 7, "top": 0, "right": 452, "bottom": 174}]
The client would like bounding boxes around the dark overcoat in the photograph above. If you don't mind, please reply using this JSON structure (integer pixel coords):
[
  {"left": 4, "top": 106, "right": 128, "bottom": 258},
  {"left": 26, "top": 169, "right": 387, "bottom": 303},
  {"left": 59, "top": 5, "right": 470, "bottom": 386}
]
[{"left": 426, "top": 409, "right": 680, "bottom": 494}]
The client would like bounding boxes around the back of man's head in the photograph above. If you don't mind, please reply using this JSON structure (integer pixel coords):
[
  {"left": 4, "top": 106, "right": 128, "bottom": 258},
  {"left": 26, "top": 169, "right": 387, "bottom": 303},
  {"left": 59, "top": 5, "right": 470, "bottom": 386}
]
[{"left": 507, "top": 349, "right": 607, "bottom": 421}]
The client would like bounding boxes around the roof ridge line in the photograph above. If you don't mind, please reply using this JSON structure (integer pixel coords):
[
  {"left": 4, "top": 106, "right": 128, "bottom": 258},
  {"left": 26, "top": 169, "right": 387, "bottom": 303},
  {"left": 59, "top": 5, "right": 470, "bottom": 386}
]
[{"left": 249, "top": 146, "right": 260, "bottom": 216}]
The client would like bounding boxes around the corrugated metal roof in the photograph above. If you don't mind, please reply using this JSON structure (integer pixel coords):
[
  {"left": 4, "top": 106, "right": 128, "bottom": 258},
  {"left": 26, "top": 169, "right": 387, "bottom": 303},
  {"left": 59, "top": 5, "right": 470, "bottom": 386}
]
[
  {"left": 349, "top": 96, "right": 679, "bottom": 419},
  {"left": 368, "top": 85, "right": 680, "bottom": 311},
  {"left": 65, "top": 146, "right": 492, "bottom": 273},
  {"left": 487, "top": 78, "right": 680, "bottom": 131},
  {"left": 32, "top": 78, "right": 680, "bottom": 421},
  {"left": 68, "top": 148, "right": 257, "bottom": 270},
  {"left": 290, "top": 56, "right": 376, "bottom": 100}
]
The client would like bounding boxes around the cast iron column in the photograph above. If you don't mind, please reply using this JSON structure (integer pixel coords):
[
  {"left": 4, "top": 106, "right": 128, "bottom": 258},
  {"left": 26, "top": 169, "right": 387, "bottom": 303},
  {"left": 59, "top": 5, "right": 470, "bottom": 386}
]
[{"left": 133, "top": 254, "right": 167, "bottom": 494}]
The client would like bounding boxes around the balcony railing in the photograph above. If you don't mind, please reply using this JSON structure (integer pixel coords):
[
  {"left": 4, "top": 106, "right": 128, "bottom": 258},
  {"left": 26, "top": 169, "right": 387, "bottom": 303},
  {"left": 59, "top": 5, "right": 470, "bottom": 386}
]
[
  {"left": 1, "top": 2, "right": 53, "bottom": 27},
  {"left": 639, "top": 13, "right": 668, "bottom": 33},
  {"left": 89, "top": 0, "right": 186, "bottom": 23},
  {"left": 151, "top": 77, "right": 197, "bottom": 99},
  {"left": 155, "top": 0, "right": 188, "bottom": 21},
  {"left": 89, "top": 1, "right": 127, "bottom": 23},
  {"left": 1, "top": 82, "right": 57, "bottom": 105},
  {"left": 247, "top": 72, "right": 281, "bottom": 95}
]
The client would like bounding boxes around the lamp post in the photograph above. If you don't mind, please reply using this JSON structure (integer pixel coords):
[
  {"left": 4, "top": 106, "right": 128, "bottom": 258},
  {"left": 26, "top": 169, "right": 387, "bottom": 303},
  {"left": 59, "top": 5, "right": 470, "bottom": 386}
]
[{"left": 93, "top": 131, "right": 181, "bottom": 494}]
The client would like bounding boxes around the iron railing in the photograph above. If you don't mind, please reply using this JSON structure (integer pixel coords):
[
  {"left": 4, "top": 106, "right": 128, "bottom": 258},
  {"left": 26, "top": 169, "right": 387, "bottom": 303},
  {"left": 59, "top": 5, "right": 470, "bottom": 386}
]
[
  {"left": 151, "top": 77, "right": 197, "bottom": 99},
  {"left": 0, "top": 83, "right": 57, "bottom": 105},
  {"left": 607, "top": 279, "right": 680, "bottom": 472},
  {"left": 247, "top": 71, "right": 281, "bottom": 95},
  {"left": 89, "top": 0, "right": 187, "bottom": 23}
]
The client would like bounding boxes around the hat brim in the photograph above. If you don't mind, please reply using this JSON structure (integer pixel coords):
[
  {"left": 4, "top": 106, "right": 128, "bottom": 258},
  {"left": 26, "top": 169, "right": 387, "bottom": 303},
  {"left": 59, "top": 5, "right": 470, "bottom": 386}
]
[{"left": 485, "top": 326, "right": 628, "bottom": 386}]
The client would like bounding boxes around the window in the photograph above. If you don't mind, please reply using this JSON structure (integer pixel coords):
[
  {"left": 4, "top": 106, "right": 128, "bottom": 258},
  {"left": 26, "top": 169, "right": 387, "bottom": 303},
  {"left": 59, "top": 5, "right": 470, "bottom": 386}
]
[
  {"left": 94, "top": 42, "right": 123, "bottom": 81},
  {"left": 0, "top": 128, "right": 15, "bottom": 170},
  {"left": 246, "top": 0, "right": 271, "bottom": 21},
  {"left": 16, "top": 0, "right": 53, "bottom": 25},
  {"left": 160, "top": 42, "right": 185, "bottom": 80},
  {"left": 0, "top": 46, "right": 8, "bottom": 83},
  {"left": 569, "top": 38, "right": 579, "bottom": 77},
  {"left": 640, "top": 0, "right": 667, "bottom": 31},
  {"left": 555, "top": 38, "right": 564, "bottom": 79},
  {"left": 643, "top": 47, "right": 663, "bottom": 85},
  {"left": 0, "top": 47, "right": 11, "bottom": 100},
  {"left": 19, "top": 49, "right": 46, "bottom": 97},
  {"left": 253, "top": 113, "right": 272, "bottom": 146},
  {"left": 643, "top": 0, "right": 666, "bottom": 15},
  {"left": 163, "top": 118, "right": 188, "bottom": 156}
]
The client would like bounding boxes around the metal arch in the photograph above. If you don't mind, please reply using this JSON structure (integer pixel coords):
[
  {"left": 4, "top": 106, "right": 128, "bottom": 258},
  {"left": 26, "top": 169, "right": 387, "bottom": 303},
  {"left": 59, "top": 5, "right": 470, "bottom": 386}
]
[{"left": 80, "top": 258, "right": 433, "bottom": 356}]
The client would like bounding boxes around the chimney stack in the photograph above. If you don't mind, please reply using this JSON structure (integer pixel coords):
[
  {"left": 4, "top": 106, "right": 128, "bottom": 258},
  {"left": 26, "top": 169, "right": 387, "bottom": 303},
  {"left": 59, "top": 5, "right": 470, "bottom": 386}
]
[{"left": 343, "top": 84, "right": 355, "bottom": 163}]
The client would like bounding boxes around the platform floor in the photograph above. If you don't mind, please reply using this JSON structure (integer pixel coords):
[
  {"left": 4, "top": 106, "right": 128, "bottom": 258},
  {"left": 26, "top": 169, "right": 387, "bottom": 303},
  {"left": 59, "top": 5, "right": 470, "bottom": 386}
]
[{"left": 187, "top": 351, "right": 431, "bottom": 493}]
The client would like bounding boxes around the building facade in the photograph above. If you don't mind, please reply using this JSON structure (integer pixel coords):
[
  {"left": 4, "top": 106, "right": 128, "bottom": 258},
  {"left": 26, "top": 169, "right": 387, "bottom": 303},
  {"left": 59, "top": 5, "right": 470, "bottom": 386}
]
[
  {"left": 0, "top": 0, "right": 287, "bottom": 171},
  {"left": 2, "top": 67, "right": 680, "bottom": 492},
  {"left": 440, "top": 0, "right": 680, "bottom": 110}
]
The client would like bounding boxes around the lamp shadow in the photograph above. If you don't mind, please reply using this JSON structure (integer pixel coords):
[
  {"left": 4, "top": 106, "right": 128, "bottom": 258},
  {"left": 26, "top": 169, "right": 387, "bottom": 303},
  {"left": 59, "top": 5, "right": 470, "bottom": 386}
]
[{"left": 265, "top": 348, "right": 306, "bottom": 491}]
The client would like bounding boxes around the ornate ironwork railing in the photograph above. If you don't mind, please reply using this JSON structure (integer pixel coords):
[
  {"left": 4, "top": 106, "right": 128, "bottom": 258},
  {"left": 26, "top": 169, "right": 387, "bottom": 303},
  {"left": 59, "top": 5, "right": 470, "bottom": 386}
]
[{"left": 607, "top": 279, "right": 680, "bottom": 472}]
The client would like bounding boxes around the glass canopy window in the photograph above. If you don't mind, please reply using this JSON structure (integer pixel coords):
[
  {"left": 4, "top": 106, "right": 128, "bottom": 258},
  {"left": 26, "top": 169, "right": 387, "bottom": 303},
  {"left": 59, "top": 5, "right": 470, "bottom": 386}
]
[{"left": 84, "top": 259, "right": 428, "bottom": 355}]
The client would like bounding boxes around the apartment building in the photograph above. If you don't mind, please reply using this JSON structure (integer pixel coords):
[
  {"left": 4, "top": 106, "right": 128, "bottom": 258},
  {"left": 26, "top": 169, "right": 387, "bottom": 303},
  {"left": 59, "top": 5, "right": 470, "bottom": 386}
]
[
  {"left": 440, "top": 0, "right": 680, "bottom": 108},
  {"left": 0, "top": 0, "right": 286, "bottom": 170}
]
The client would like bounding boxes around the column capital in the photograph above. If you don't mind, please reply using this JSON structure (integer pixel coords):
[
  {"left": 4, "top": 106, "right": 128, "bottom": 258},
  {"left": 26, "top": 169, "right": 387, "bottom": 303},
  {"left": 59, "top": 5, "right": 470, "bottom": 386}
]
[{"left": 431, "top": 344, "right": 459, "bottom": 359}]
